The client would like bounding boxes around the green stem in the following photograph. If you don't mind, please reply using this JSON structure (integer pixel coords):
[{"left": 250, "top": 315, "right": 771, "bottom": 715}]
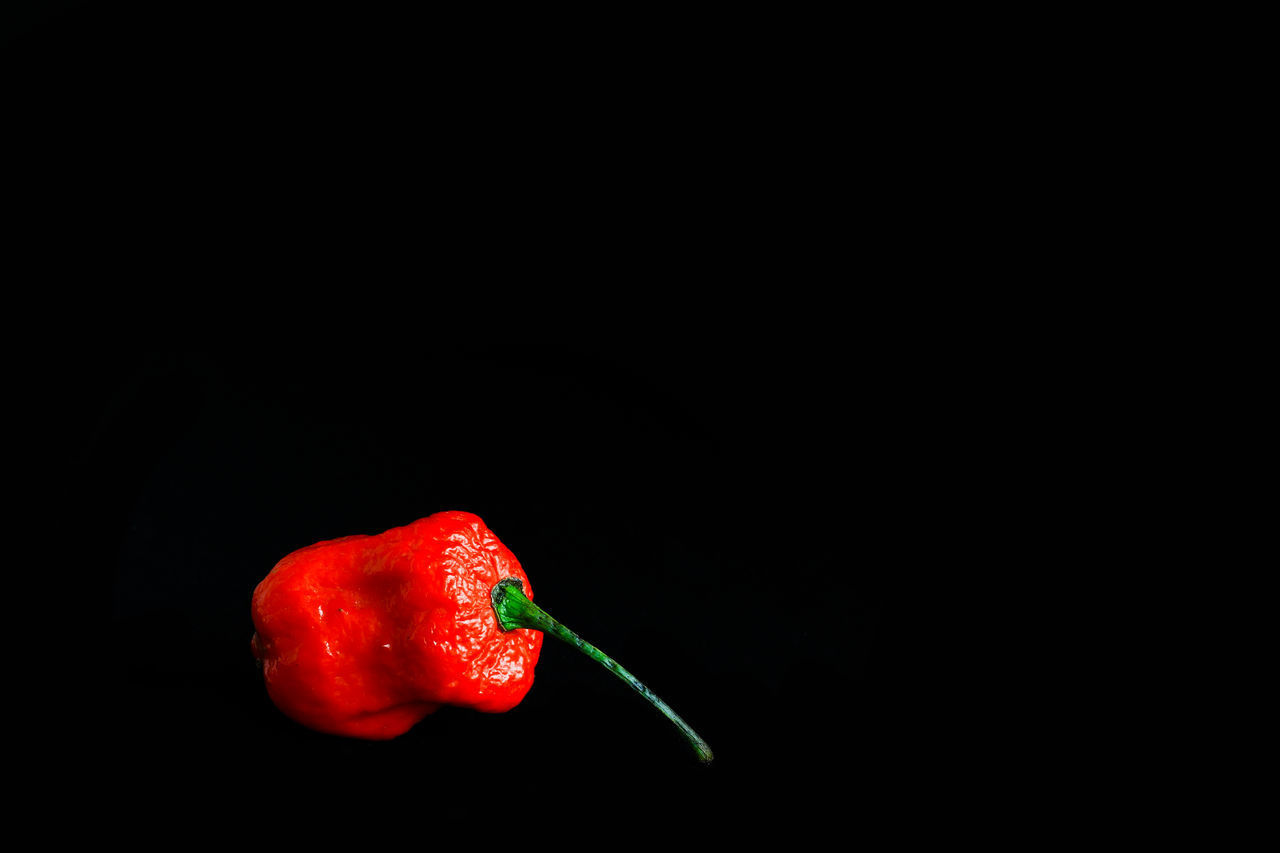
[{"left": 490, "top": 577, "right": 713, "bottom": 764}]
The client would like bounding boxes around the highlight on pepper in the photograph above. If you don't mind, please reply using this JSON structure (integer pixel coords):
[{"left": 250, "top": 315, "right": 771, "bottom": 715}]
[{"left": 249, "top": 511, "right": 713, "bottom": 762}]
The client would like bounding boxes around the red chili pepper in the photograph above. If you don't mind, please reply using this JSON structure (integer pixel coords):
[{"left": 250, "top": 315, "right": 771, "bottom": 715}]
[{"left": 251, "top": 511, "right": 712, "bottom": 761}]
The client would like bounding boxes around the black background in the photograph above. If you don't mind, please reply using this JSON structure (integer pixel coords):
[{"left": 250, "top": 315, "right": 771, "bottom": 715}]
[{"left": 10, "top": 4, "right": 932, "bottom": 845}]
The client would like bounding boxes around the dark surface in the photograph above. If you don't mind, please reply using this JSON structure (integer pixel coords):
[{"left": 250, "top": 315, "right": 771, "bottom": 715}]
[
  {"left": 62, "top": 341, "right": 905, "bottom": 830},
  {"left": 14, "top": 3, "right": 928, "bottom": 844}
]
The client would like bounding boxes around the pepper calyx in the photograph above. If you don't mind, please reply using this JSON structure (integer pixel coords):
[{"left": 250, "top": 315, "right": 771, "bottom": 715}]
[{"left": 490, "top": 577, "right": 529, "bottom": 632}]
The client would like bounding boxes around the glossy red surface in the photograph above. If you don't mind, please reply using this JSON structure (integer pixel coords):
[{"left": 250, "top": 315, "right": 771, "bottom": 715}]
[{"left": 250, "top": 511, "right": 543, "bottom": 739}]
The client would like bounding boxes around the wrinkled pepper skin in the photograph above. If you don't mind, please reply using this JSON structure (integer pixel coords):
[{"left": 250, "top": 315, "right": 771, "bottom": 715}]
[{"left": 250, "top": 511, "right": 543, "bottom": 739}]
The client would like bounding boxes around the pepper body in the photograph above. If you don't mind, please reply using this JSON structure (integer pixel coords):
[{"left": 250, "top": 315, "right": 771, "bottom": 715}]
[{"left": 250, "top": 511, "right": 542, "bottom": 739}]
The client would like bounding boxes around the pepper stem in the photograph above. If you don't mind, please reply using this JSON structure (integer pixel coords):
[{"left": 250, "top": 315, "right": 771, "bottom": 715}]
[{"left": 490, "top": 577, "right": 713, "bottom": 764}]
